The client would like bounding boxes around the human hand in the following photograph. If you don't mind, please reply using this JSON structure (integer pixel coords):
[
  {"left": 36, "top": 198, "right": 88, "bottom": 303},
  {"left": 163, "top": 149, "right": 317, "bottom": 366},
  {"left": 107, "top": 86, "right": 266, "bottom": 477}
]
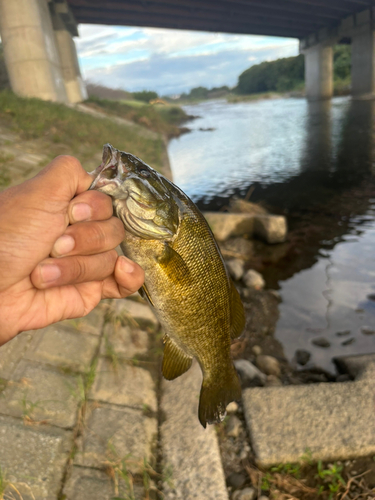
[{"left": 0, "top": 155, "right": 144, "bottom": 346}]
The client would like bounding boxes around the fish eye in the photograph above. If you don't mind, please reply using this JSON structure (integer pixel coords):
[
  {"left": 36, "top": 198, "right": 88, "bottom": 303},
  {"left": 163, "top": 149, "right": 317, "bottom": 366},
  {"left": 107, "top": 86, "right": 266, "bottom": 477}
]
[{"left": 140, "top": 169, "right": 150, "bottom": 178}]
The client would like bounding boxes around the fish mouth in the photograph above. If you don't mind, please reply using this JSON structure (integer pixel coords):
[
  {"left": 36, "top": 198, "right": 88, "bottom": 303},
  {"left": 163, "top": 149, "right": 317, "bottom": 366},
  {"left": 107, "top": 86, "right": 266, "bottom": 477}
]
[{"left": 89, "top": 144, "right": 127, "bottom": 191}]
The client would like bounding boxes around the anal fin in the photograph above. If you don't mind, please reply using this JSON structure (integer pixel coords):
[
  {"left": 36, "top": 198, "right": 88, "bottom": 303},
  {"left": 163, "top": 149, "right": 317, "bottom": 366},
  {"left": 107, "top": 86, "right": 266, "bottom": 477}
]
[{"left": 162, "top": 336, "right": 193, "bottom": 380}]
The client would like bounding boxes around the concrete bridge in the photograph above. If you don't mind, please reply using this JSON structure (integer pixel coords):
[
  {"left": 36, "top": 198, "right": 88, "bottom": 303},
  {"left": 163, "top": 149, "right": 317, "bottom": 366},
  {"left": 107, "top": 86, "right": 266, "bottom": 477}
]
[{"left": 0, "top": 0, "right": 374, "bottom": 103}]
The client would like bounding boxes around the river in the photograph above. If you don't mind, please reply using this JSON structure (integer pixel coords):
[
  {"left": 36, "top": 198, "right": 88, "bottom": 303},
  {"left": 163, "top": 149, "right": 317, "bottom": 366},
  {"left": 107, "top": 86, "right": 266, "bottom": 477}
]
[{"left": 168, "top": 96, "right": 375, "bottom": 372}]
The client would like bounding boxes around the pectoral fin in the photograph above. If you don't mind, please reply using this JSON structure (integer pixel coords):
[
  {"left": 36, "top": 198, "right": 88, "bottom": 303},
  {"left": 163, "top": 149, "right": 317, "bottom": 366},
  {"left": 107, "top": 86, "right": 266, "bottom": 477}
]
[
  {"left": 138, "top": 284, "right": 154, "bottom": 307},
  {"left": 157, "top": 243, "right": 190, "bottom": 282},
  {"left": 162, "top": 336, "right": 193, "bottom": 380},
  {"left": 229, "top": 279, "right": 246, "bottom": 339}
]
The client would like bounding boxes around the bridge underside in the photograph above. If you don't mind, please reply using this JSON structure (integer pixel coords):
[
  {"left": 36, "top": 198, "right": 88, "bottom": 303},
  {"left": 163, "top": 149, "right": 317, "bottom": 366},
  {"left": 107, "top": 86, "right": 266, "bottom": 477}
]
[{"left": 66, "top": 0, "right": 373, "bottom": 39}]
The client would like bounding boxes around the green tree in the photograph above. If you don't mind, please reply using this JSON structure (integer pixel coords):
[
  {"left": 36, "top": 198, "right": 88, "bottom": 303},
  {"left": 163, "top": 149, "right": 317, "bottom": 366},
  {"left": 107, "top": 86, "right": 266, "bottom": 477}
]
[{"left": 132, "top": 90, "right": 159, "bottom": 103}]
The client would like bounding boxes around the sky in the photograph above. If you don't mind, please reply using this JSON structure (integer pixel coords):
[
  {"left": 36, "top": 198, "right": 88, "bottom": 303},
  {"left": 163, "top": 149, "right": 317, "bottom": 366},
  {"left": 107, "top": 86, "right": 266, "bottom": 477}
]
[{"left": 75, "top": 25, "right": 299, "bottom": 96}]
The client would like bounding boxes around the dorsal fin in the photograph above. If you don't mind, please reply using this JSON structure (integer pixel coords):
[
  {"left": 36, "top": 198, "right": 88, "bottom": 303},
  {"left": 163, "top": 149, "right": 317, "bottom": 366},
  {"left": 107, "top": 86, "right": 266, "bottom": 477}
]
[
  {"left": 162, "top": 335, "right": 193, "bottom": 380},
  {"left": 229, "top": 279, "right": 246, "bottom": 339}
]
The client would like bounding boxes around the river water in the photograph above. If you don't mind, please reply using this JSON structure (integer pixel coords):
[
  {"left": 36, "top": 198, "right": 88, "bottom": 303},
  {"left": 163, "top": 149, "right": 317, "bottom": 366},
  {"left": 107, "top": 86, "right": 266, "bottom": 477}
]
[{"left": 168, "top": 97, "right": 375, "bottom": 372}]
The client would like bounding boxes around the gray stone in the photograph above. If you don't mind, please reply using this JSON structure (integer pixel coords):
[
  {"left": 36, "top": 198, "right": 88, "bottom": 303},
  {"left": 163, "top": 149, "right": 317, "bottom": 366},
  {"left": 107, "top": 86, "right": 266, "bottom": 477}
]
[
  {"left": 89, "top": 357, "right": 157, "bottom": 412},
  {"left": 0, "top": 360, "right": 81, "bottom": 428},
  {"left": 204, "top": 212, "right": 255, "bottom": 242},
  {"left": 243, "top": 269, "right": 265, "bottom": 290},
  {"left": 101, "top": 323, "right": 149, "bottom": 360},
  {"left": 311, "top": 336, "right": 331, "bottom": 348},
  {"left": 243, "top": 367, "right": 375, "bottom": 466},
  {"left": 253, "top": 214, "right": 287, "bottom": 244},
  {"left": 234, "top": 359, "right": 266, "bottom": 384},
  {"left": 361, "top": 326, "right": 375, "bottom": 335},
  {"left": 63, "top": 466, "right": 144, "bottom": 500},
  {"left": 265, "top": 375, "right": 282, "bottom": 387},
  {"left": 227, "top": 472, "right": 246, "bottom": 489},
  {"left": 161, "top": 362, "right": 229, "bottom": 500},
  {"left": 24, "top": 325, "right": 99, "bottom": 372},
  {"left": 341, "top": 337, "right": 355, "bottom": 346},
  {"left": 256, "top": 355, "right": 281, "bottom": 377},
  {"left": 335, "top": 330, "right": 351, "bottom": 337},
  {"left": 0, "top": 414, "right": 72, "bottom": 500},
  {"left": 232, "top": 487, "right": 257, "bottom": 500},
  {"left": 252, "top": 345, "right": 262, "bottom": 356},
  {"left": 226, "top": 258, "right": 245, "bottom": 281},
  {"left": 112, "top": 298, "right": 158, "bottom": 328},
  {"left": 61, "top": 303, "right": 106, "bottom": 336},
  {"left": 226, "top": 401, "right": 239, "bottom": 413},
  {"left": 75, "top": 403, "right": 157, "bottom": 473},
  {"left": 226, "top": 415, "right": 242, "bottom": 438},
  {"left": 333, "top": 353, "right": 375, "bottom": 379},
  {"left": 0, "top": 331, "right": 32, "bottom": 380},
  {"left": 295, "top": 349, "right": 311, "bottom": 366}
]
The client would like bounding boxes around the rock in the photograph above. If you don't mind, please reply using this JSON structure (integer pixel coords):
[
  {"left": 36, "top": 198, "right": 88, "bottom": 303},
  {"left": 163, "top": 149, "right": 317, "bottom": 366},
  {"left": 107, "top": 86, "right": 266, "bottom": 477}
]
[
  {"left": 341, "top": 337, "right": 355, "bottom": 346},
  {"left": 361, "top": 326, "right": 375, "bottom": 335},
  {"left": 367, "top": 293, "right": 375, "bottom": 301},
  {"left": 226, "top": 415, "right": 242, "bottom": 438},
  {"left": 252, "top": 345, "right": 262, "bottom": 356},
  {"left": 220, "top": 237, "right": 254, "bottom": 259},
  {"left": 336, "top": 330, "right": 351, "bottom": 336},
  {"left": 258, "top": 496, "right": 270, "bottom": 500},
  {"left": 229, "top": 198, "right": 268, "bottom": 216},
  {"left": 336, "top": 374, "right": 351, "bottom": 382},
  {"left": 256, "top": 355, "right": 281, "bottom": 377},
  {"left": 333, "top": 354, "right": 375, "bottom": 379},
  {"left": 226, "top": 401, "right": 239, "bottom": 413},
  {"left": 243, "top": 269, "right": 265, "bottom": 289},
  {"left": 234, "top": 359, "right": 267, "bottom": 384},
  {"left": 226, "top": 258, "right": 245, "bottom": 280},
  {"left": 227, "top": 472, "right": 247, "bottom": 489},
  {"left": 295, "top": 349, "right": 311, "bottom": 366},
  {"left": 265, "top": 375, "right": 282, "bottom": 387},
  {"left": 254, "top": 215, "right": 287, "bottom": 244},
  {"left": 269, "top": 289, "right": 281, "bottom": 302},
  {"left": 204, "top": 212, "right": 255, "bottom": 242},
  {"left": 312, "top": 336, "right": 331, "bottom": 348},
  {"left": 232, "top": 487, "right": 257, "bottom": 500}
]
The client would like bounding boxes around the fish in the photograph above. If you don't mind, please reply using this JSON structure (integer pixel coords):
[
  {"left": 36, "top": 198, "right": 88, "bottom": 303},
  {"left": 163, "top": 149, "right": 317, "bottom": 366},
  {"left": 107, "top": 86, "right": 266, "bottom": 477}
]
[{"left": 90, "top": 144, "right": 245, "bottom": 427}]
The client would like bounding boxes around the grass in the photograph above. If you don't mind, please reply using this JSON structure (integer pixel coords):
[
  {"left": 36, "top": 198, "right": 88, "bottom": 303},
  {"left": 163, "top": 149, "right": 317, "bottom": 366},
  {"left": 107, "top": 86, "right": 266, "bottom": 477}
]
[
  {"left": 85, "top": 95, "right": 190, "bottom": 138},
  {"left": 0, "top": 90, "right": 165, "bottom": 171}
]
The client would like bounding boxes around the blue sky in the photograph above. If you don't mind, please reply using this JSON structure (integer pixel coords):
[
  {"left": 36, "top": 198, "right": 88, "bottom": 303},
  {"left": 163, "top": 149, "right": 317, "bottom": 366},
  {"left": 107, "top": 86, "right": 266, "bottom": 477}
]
[{"left": 75, "top": 25, "right": 299, "bottom": 96}]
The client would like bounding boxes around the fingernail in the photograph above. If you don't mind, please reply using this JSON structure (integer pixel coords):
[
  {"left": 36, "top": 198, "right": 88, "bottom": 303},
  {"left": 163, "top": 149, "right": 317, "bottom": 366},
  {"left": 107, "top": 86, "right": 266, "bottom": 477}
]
[
  {"left": 52, "top": 235, "right": 75, "bottom": 256},
  {"left": 119, "top": 256, "right": 135, "bottom": 273},
  {"left": 71, "top": 203, "right": 92, "bottom": 222},
  {"left": 40, "top": 264, "right": 61, "bottom": 283}
]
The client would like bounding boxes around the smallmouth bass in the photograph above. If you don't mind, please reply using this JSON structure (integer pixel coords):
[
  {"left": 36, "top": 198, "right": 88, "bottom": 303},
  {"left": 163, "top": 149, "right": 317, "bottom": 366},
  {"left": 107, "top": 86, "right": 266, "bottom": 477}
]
[{"left": 90, "top": 144, "right": 245, "bottom": 427}]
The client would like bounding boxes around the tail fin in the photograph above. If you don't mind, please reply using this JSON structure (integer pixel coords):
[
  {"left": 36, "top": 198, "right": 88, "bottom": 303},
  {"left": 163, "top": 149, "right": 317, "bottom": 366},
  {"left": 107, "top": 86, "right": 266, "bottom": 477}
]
[{"left": 198, "top": 364, "right": 241, "bottom": 428}]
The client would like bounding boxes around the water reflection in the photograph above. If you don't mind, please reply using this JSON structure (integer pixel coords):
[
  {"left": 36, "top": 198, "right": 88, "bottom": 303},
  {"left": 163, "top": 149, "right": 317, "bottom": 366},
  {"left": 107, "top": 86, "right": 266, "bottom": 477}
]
[{"left": 169, "top": 97, "right": 375, "bottom": 371}]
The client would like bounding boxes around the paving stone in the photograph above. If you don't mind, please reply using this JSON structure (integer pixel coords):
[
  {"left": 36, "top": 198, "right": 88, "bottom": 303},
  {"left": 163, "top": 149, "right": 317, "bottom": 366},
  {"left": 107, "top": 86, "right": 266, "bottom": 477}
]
[
  {"left": 113, "top": 298, "right": 158, "bottom": 328},
  {"left": 75, "top": 403, "right": 157, "bottom": 473},
  {"left": 0, "top": 331, "right": 32, "bottom": 380},
  {"left": 63, "top": 466, "right": 144, "bottom": 500},
  {"left": 0, "top": 414, "right": 72, "bottom": 500},
  {"left": 161, "top": 362, "right": 229, "bottom": 500},
  {"left": 101, "top": 323, "right": 149, "bottom": 360},
  {"left": 89, "top": 357, "right": 157, "bottom": 412},
  {"left": 333, "top": 353, "right": 375, "bottom": 379},
  {"left": 60, "top": 303, "right": 106, "bottom": 336},
  {"left": 243, "top": 368, "right": 375, "bottom": 466},
  {"left": 0, "top": 360, "right": 81, "bottom": 428},
  {"left": 24, "top": 325, "right": 99, "bottom": 372}
]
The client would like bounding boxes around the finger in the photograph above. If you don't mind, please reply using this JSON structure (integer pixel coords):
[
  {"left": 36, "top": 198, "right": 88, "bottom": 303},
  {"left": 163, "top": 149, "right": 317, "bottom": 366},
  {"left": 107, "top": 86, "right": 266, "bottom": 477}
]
[
  {"left": 68, "top": 190, "right": 114, "bottom": 224},
  {"left": 31, "top": 250, "right": 118, "bottom": 289},
  {"left": 102, "top": 256, "right": 145, "bottom": 298},
  {"left": 51, "top": 217, "right": 125, "bottom": 258}
]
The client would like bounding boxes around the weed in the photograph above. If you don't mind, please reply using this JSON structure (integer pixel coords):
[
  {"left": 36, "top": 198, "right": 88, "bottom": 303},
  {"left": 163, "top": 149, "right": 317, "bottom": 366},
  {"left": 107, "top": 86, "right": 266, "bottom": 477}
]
[
  {"left": 104, "top": 335, "right": 119, "bottom": 372},
  {"left": 19, "top": 392, "right": 43, "bottom": 422},
  {"left": 315, "top": 460, "right": 346, "bottom": 499},
  {"left": 0, "top": 467, "right": 8, "bottom": 499}
]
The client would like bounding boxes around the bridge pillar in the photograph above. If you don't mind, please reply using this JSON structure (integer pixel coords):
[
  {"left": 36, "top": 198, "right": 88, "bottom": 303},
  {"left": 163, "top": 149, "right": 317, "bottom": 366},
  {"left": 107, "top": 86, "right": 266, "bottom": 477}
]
[
  {"left": 303, "top": 44, "right": 333, "bottom": 100},
  {"left": 0, "top": 0, "right": 67, "bottom": 103},
  {"left": 351, "top": 28, "right": 375, "bottom": 97},
  {"left": 50, "top": 1, "right": 87, "bottom": 103}
]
